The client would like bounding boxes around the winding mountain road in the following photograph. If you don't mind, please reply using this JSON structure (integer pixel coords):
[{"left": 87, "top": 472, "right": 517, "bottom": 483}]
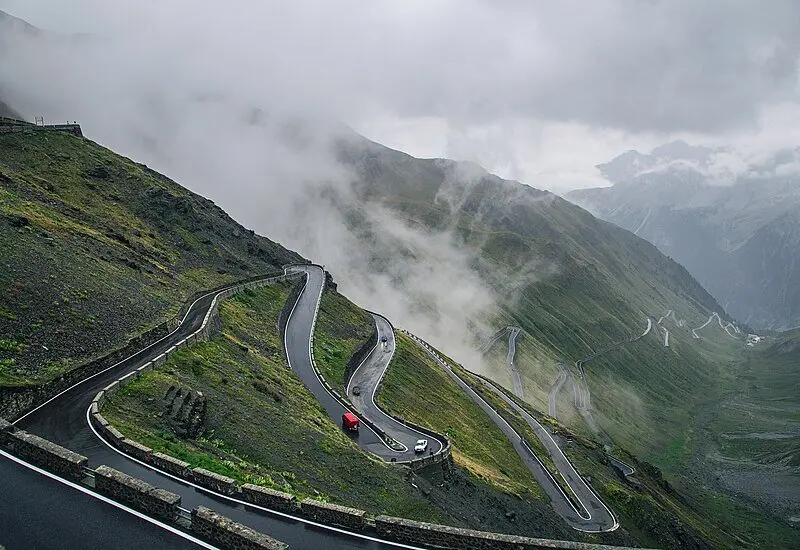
[
  {"left": 479, "top": 326, "right": 524, "bottom": 399},
  {"left": 5, "top": 263, "right": 620, "bottom": 544},
  {"left": 548, "top": 363, "right": 569, "bottom": 418},
  {"left": 406, "top": 334, "right": 617, "bottom": 533},
  {"left": 507, "top": 327, "right": 524, "bottom": 398},
  {"left": 10, "top": 268, "right": 416, "bottom": 550},
  {"left": 346, "top": 312, "right": 445, "bottom": 458}
]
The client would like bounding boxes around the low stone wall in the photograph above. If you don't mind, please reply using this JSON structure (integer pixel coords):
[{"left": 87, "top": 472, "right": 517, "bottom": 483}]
[
  {"left": 0, "top": 417, "right": 16, "bottom": 445},
  {"left": 191, "top": 506, "right": 287, "bottom": 550},
  {"left": 300, "top": 498, "right": 366, "bottom": 530},
  {"left": 193, "top": 467, "right": 237, "bottom": 495},
  {"left": 342, "top": 320, "right": 378, "bottom": 391},
  {"left": 0, "top": 270, "right": 297, "bottom": 421},
  {"left": 376, "top": 516, "right": 639, "bottom": 550},
  {"left": 149, "top": 451, "right": 191, "bottom": 477},
  {"left": 242, "top": 484, "right": 297, "bottom": 513},
  {"left": 94, "top": 465, "right": 181, "bottom": 522},
  {"left": 0, "top": 318, "right": 173, "bottom": 420},
  {"left": 4, "top": 430, "right": 87, "bottom": 481}
]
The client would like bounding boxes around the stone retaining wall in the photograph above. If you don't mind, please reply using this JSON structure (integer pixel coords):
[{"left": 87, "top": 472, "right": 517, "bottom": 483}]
[
  {"left": 149, "top": 451, "right": 191, "bottom": 477},
  {"left": 5, "top": 430, "right": 87, "bottom": 481},
  {"left": 375, "top": 516, "right": 642, "bottom": 550},
  {"left": 193, "top": 467, "right": 237, "bottom": 495},
  {"left": 342, "top": 319, "right": 378, "bottom": 391},
  {"left": 191, "top": 506, "right": 287, "bottom": 550},
  {"left": 300, "top": 498, "right": 366, "bottom": 530},
  {"left": 241, "top": 484, "right": 297, "bottom": 513},
  {"left": 0, "top": 123, "right": 83, "bottom": 136},
  {"left": 94, "top": 465, "right": 181, "bottom": 522},
  {"left": 0, "top": 417, "right": 16, "bottom": 445}
]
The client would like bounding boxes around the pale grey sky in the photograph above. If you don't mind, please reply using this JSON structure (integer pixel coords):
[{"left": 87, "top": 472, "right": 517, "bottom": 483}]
[{"left": 1, "top": 0, "right": 799, "bottom": 192}]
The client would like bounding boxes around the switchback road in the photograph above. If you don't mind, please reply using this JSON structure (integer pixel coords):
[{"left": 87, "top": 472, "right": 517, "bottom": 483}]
[
  {"left": 346, "top": 312, "right": 445, "bottom": 458},
  {"left": 11, "top": 268, "right": 413, "bottom": 550},
  {"left": 406, "top": 334, "right": 618, "bottom": 533}
]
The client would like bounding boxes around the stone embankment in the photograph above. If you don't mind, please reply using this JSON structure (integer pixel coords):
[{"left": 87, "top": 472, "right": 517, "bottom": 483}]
[
  {"left": 2, "top": 270, "right": 648, "bottom": 550},
  {"left": 0, "top": 415, "right": 285, "bottom": 549},
  {"left": 0, "top": 117, "right": 83, "bottom": 137},
  {"left": 191, "top": 506, "right": 287, "bottom": 550}
]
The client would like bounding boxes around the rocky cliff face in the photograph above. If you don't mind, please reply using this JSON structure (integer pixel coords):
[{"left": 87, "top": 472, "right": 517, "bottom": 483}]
[{"left": 567, "top": 142, "right": 800, "bottom": 330}]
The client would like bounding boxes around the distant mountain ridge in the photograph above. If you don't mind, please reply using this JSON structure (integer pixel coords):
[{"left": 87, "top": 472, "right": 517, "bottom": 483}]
[{"left": 567, "top": 142, "right": 800, "bottom": 330}]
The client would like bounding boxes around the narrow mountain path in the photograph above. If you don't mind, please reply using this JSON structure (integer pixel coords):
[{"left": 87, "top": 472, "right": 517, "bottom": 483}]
[
  {"left": 346, "top": 311, "right": 445, "bottom": 456},
  {"left": 405, "top": 333, "right": 618, "bottom": 533},
  {"left": 479, "top": 325, "right": 524, "bottom": 399},
  {"left": 548, "top": 363, "right": 568, "bottom": 418}
]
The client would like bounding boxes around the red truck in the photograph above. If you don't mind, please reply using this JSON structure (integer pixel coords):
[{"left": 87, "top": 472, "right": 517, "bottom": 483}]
[{"left": 342, "top": 412, "right": 359, "bottom": 432}]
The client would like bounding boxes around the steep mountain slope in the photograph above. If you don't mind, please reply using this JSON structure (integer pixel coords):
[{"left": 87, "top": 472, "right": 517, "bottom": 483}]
[
  {"left": 0, "top": 131, "right": 301, "bottom": 386},
  {"left": 0, "top": 99, "right": 21, "bottom": 119},
  {"left": 327, "top": 132, "right": 737, "bottom": 464},
  {"left": 567, "top": 142, "right": 800, "bottom": 330}
]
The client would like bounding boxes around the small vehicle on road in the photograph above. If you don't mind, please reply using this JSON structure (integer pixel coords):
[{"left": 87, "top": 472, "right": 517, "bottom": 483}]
[
  {"left": 342, "top": 412, "right": 359, "bottom": 432},
  {"left": 351, "top": 385, "right": 361, "bottom": 396},
  {"left": 414, "top": 439, "right": 428, "bottom": 453},
  {"left": 380, "top": 335, "right": 388, "bottom": 343}
]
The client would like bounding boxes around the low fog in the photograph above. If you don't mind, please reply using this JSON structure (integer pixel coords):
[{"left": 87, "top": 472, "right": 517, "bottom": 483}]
[{"left": 1, "top": 1, "right": 799, "bottom": 367}]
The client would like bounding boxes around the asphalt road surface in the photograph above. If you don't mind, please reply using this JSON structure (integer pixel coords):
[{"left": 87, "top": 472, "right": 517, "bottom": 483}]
[
  {"left": 0, "top": 451, "right": 205, "bottom": 550},
  {"left": 407, "top": 334, "right": 617, "bottom": 533},
  {"left": 11, "top": 269, "right": 412, "bottom": 550},
  {"left": 507, "top": 327, "right": 524, "bottom": 399},
  {"left": 346, "top": 313, "right": 445, "bottom": 459}
]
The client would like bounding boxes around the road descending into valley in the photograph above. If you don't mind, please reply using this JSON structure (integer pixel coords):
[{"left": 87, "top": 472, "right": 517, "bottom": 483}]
[
  {"left": 405, "top": 333, "right": 618, "bottom": 533},
  {"left": 346, "top": 312, "right": 445, "bottom": 457},
  {"left": 5, "top": 263, "right": 619, "bottom": 547},
  {"left": 285, "top": 266, "right": 445, "bottom": 461},
  {"left": 11, "top": 267, "right": 413, "bottom": 550},
  {"left": 478, "top": 326, "right": 524, "bottom": 399}
]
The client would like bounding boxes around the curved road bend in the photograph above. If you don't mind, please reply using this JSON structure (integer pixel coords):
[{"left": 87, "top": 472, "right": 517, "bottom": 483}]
[
  {"left": 478, "top": 326, "right": 523, "bottom": 399},
  {"left": 507, "top": 327, "right": 524, "bottom": 399},
  {"left": 548, "top": 363, "right": 568, "bottom": 418},
  {"left": 285, "top": 266, "right": 444, "bottom": 461},
  {"left": 346, "top": 313, "right": 445, "bottom": 457},
  {"left": 12, "top": 270, "right": 414, "bottom": 550},
  {"left": 408, "top": 335, "right": 617, "bottom": 533}
]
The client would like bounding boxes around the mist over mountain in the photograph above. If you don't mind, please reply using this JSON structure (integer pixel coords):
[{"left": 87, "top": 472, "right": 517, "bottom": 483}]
[{"left": 568, "top": 142, "right": 800, "bottom": 330}]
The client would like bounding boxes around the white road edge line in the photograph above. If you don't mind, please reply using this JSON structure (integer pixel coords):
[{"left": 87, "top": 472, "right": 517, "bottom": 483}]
[
  {"left": 12, "top": 276, "right": 270, "bottom": 425},
  {"left": 85, "top": 407, "right": 426, "bottom": 550},
  {"left": 284, "top": 266, "right": 405, "bottom": 455},
  {"left": 347, "top": 316, "right": 445, "bottom": 456},
  {"left": 0, "top": 448, "right": 219, "bottom": 550},
  {"left": 406, "top": 331, "right": 621, "bottom": 533}
]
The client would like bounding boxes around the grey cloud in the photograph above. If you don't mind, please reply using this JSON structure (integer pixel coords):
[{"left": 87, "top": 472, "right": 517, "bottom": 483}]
[{"left": 3, "top": 0, "right": 798, "bottom": 136}]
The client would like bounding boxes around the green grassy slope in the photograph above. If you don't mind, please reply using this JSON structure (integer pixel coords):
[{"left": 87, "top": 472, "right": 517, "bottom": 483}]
[
  {"left": 378, "top": 333, "right": 544, "bottom": 498},
  {"left": 312, "top": 288, "right": 373, "bottom": 390},
  {"left": 401, "top": 337, "right": 799, "bottom": 549},
  {"left": 698, "top": 329, "right": 800, "bottom": 526},
  {"left": 333, "top": 134, "right": 740, "bottom": 464},
  {"left": 104, "top": 284, "right": 446, "bottom": 521},
  {"left": 0, "top": 131, "right": 302, "bottom": 385}
]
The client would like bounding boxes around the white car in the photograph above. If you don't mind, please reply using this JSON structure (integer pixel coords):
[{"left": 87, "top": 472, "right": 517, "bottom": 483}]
[{"left": 414, "top": 439, "right": 428, "bottom": 453}]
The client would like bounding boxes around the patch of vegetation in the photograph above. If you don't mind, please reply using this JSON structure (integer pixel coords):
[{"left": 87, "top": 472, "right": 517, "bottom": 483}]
[
  {"left": 104, "top": 284, "right": 445, "bottom": 522},
  {"left": 0, "top": 131, "right": 302, "bottom": 386},
  {"left": 312, "top": 288, "right": 373, "bottom": 389},
  {"left": 378, "top": 333, "right": 545, "bottom": 499}
]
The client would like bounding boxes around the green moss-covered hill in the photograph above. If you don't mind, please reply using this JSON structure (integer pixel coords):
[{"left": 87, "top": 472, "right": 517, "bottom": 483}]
[{"left": 0, "top": 131, "right": 302, "bottom": 386}]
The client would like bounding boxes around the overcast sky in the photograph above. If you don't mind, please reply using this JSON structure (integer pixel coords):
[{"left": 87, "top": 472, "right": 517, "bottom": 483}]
[{"left": 2, "top": 0, "right": 800, "bottom": 192}]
